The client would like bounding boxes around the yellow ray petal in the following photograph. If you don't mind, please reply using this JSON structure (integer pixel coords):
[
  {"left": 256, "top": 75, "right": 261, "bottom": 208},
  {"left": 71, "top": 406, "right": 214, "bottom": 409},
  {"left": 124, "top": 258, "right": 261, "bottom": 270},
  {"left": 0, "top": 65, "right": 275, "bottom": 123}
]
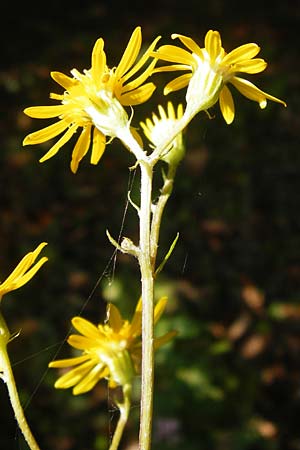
[
  {"left": 166, "top": 101, "right": 176, "bottom": 119},
  {"left": 219, "top": 85, "right": 235, "bottom": 124},
  {"left": 172, "top": 33, "right": 203, "bottom": 58},
  {"left": 154, "top": 330, "right": 178, "bottom": 349},
  {"left": 23, "top": 120, "right": 69, "bottom": 146},
  {"left": 120, "top": 82, "right": 156, "bottom": 106},
  {"left": 204, "top": 30, "right": 222, "bottom": 63},
  {"left": 115, "top": 27, "right": 142, "bottom": 78},
  {"left": 130, "top": 126, "right": 144, "bottom": 149},
  {"left": 90, "top": 128, "right": 106, "bottom": 164},
  {"left": 50, "top": 93, "right": 64, "bottom": 101},
  {"left": 222, "top": 43, "right": 260, "bottom": 65},
  {"left": 70, "top": 125, "right": 91, "bottom": 173},
  {"left": 39, "top": 125, "right": 77, "bottom": 162},
  {"left": 51, "top": 71, "right": 77, "bottom": 90},
  {"left": 54, "top": 360, "right": 95, "bottom": 389},
  {"left": 153, "top": 64, "right": 191, "bottom": 73},
  {"left": 145, "top": 117, "right": 155, "bottom": 130},
  {"left": 120, "top": 35, "right": 161, "bottom": 83},
  {"left": 154, "top": 296, "right": 168, "bottom": 324},
  {"left": 32, "top": 242, "right": 48, "bottom": 256},
  {"left": 177, "top": 103, "right": 184, "bottom": 118},
  {"left": 0, "top": 258, "right": 32, "bottom": 289},
  {"left": 67, "top": 334, "right": 98, "bottom": 350},
  {"left": 107, "top": 303, "right": 123, "bottom": 332},
  {"left": 230, "top": 76, "right": 287, "bottom": 107},
  {"left": 73, "top": 364, "right": 107, "bottom": 395},
  {"left": 140, "top": 121, "right": 152, "bottom": 144},
  {"left": 129, "top": 298, "right": 142, "bottom": 337},
  {"left": 24, "top": 104, "right": 69, "bottom": 119},
  {"left": 158, "top": 104, "right": 167, "bottom": 120},
  {"left": 72, "top": 317, "right": 101, "bottom": 339},
  {"left": 121, "top": 59, "right": 157, "bottom": 94},
  {"left": 155, "top": 45, "right": 194, "bottom": 65},
  {"left": 7, "top": 257, "right": 48, "bottom": 291},
  {"left": 163, "top": 73, "right": 192, "bottom": 95},
  {"left": 1, "top": 243, "right": 47, "bottom": 288},
  {"left": 0, "top": 252, "right": 48, "bottom": 297},
  {"left": 232, "top": 58, "right": 267, "bottom": 74},
  {"left": 91, "top": 38, "right": 106, "bottom": 88},
  {"left": 49, "top": 354, "right": 91, "bottom": 368},
  {"left": 152, "top": 113, "right": 160, "bottom": 126}
]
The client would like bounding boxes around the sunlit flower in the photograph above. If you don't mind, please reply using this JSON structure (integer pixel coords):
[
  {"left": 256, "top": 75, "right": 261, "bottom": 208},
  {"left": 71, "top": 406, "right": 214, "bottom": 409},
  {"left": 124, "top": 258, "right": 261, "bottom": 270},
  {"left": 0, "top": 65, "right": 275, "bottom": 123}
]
[
  {"left": 0, "top": 243, "right": 48, "bottom": 301},
  {"left": 140, "top": 101, "right": 185, "bottom": 165},
  {"left": 23, "top": 27, "right": 160, "bottom": 173},
  {"left": 49, "top": 297, "right": 176, "bottom": 395},
  {"left": 154, "top": 29, "right": 286, "bottom": 124}
]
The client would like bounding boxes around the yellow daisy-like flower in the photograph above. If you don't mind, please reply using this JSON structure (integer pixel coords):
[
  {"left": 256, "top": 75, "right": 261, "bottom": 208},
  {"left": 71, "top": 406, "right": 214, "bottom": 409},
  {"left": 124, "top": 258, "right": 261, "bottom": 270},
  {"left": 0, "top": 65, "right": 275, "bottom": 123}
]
[
  {"left": 49, "top": 297, "right": 176, "bottom": 395},
  {"left": 154, "top": 29, "right": 286, "bottom": 124},
  {"left": 140, "top": 101, "right": 185, "bottom": 165},
  {"left": 0, "top": 243, "right": 48, "bottom": 302},
  {"left": 23, "top": 27, "right": 160, "bottom": 173}
]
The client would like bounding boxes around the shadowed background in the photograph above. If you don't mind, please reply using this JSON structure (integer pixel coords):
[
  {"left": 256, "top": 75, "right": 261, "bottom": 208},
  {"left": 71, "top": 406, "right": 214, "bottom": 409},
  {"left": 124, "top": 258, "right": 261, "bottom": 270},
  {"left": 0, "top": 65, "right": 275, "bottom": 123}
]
[{"left": 0, "top": 1, "right": 299, "bottom": 449}]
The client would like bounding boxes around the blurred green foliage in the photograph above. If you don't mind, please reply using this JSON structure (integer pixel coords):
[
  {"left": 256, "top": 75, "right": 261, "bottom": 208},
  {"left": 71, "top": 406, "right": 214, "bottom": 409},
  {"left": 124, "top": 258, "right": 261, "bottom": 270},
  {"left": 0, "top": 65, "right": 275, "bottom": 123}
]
[{"left": 0, "top": 1, "right": 299, "bottom": 449}]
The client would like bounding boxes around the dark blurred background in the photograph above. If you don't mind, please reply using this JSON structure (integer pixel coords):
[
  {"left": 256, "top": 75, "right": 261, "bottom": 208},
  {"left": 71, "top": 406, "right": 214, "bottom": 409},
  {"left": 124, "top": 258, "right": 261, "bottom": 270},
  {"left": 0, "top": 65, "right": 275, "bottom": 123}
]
[{"left": 0, "top": 1, "right": 299, "bottom": 449}]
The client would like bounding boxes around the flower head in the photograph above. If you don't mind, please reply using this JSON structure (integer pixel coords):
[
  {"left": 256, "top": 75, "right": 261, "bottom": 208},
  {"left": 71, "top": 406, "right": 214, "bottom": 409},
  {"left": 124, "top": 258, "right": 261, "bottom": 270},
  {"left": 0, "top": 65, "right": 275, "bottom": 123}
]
[
  {"left": 23, "top": 27, "right": 160, "bottom": 173},
  {"left": 140, "top": 101, "right": 185, "bottom": 165},
  {"left": 154, "top": 30, "right": 286, "bottom": 124},
  {"left": 49, "top": 297, "right": 177, "bottom": 395},
  {"left": 0, "top": 243, "right": 48, "bottom": 302}
]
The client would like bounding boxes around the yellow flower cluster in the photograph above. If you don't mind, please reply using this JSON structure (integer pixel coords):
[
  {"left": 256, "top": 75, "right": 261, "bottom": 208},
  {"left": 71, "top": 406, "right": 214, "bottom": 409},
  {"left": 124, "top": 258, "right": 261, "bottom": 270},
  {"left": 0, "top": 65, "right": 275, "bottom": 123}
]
[
  {"left": 154, "top": 29, "right": 286, "bottom": 123},
  {"left": 23, "top": 27, "right": 160, "bottom": 173},
  {"left": 23, "top": 27, "right": 286, "bottom": 171},
  {"left": 140, "top": 101, "right": 185, "bottom": 165},
  {"left": 0, "top": 243, "right": 48, "bottom": 355},
  {"left": 49, "top": 297, "right": 176, "bottom": 395},
  {"left": 0, "top": 243, "right": 48, "bottom": 302}
]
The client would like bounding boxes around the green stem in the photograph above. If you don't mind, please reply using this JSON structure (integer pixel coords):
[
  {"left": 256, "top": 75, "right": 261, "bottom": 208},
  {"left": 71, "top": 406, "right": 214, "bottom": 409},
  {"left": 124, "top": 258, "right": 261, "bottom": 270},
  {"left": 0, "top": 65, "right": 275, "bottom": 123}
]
[
  {"left": 150, "top": 165, "right": 177, "bottom": 269},
  {"left": 0, "top": 313, "right": 41, "bottom": 450},
  {"left": 117, "top": 127, "right": 179, "bottom": 450},
  {"left": 138, "top": 162, "right": 155, "bottom": 450},
  {"left": 117, "top": 126, "right": 156, "bottom": 450},
  {"left": 109, "top": 384, "right": 131, "bottom": 450}
]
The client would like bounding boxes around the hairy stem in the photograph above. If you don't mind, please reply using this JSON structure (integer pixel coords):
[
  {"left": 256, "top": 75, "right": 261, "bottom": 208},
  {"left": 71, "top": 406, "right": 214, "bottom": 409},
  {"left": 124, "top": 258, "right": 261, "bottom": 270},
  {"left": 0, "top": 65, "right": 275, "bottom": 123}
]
[
  {"left": 118, "top": 127, "right": 179, "bottom": 450},
  {"left": 138, "top": 162, "right": 155, "bottom": 450},
  {"left": 117, "top": 126, "right": 156, "bottom": 450}
]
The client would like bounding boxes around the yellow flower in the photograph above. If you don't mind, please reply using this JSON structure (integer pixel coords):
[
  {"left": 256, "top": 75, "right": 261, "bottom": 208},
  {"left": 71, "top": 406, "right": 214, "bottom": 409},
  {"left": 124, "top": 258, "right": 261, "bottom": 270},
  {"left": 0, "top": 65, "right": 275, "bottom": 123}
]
[
  {"left": 140, "top": 101, "right": 185, "bottom": 165},
  {"left": 154, "top": 30, "right": 286, "bottom": 124},
  {"left": 23, "top": 27, "right": 160, "bottom": 173},
  {"left": 49, "top": 297, "right": 177, "bottom": 395},
  {"left": 0, "top": 243, "right": 48, "bottom": 301}
]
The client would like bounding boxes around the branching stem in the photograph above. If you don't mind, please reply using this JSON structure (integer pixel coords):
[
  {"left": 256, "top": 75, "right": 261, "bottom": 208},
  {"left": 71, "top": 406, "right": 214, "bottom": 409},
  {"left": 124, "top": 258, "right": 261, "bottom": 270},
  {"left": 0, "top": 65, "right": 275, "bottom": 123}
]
[{"left": 118, "top": 128, "right": 179, "bottom": 450}]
